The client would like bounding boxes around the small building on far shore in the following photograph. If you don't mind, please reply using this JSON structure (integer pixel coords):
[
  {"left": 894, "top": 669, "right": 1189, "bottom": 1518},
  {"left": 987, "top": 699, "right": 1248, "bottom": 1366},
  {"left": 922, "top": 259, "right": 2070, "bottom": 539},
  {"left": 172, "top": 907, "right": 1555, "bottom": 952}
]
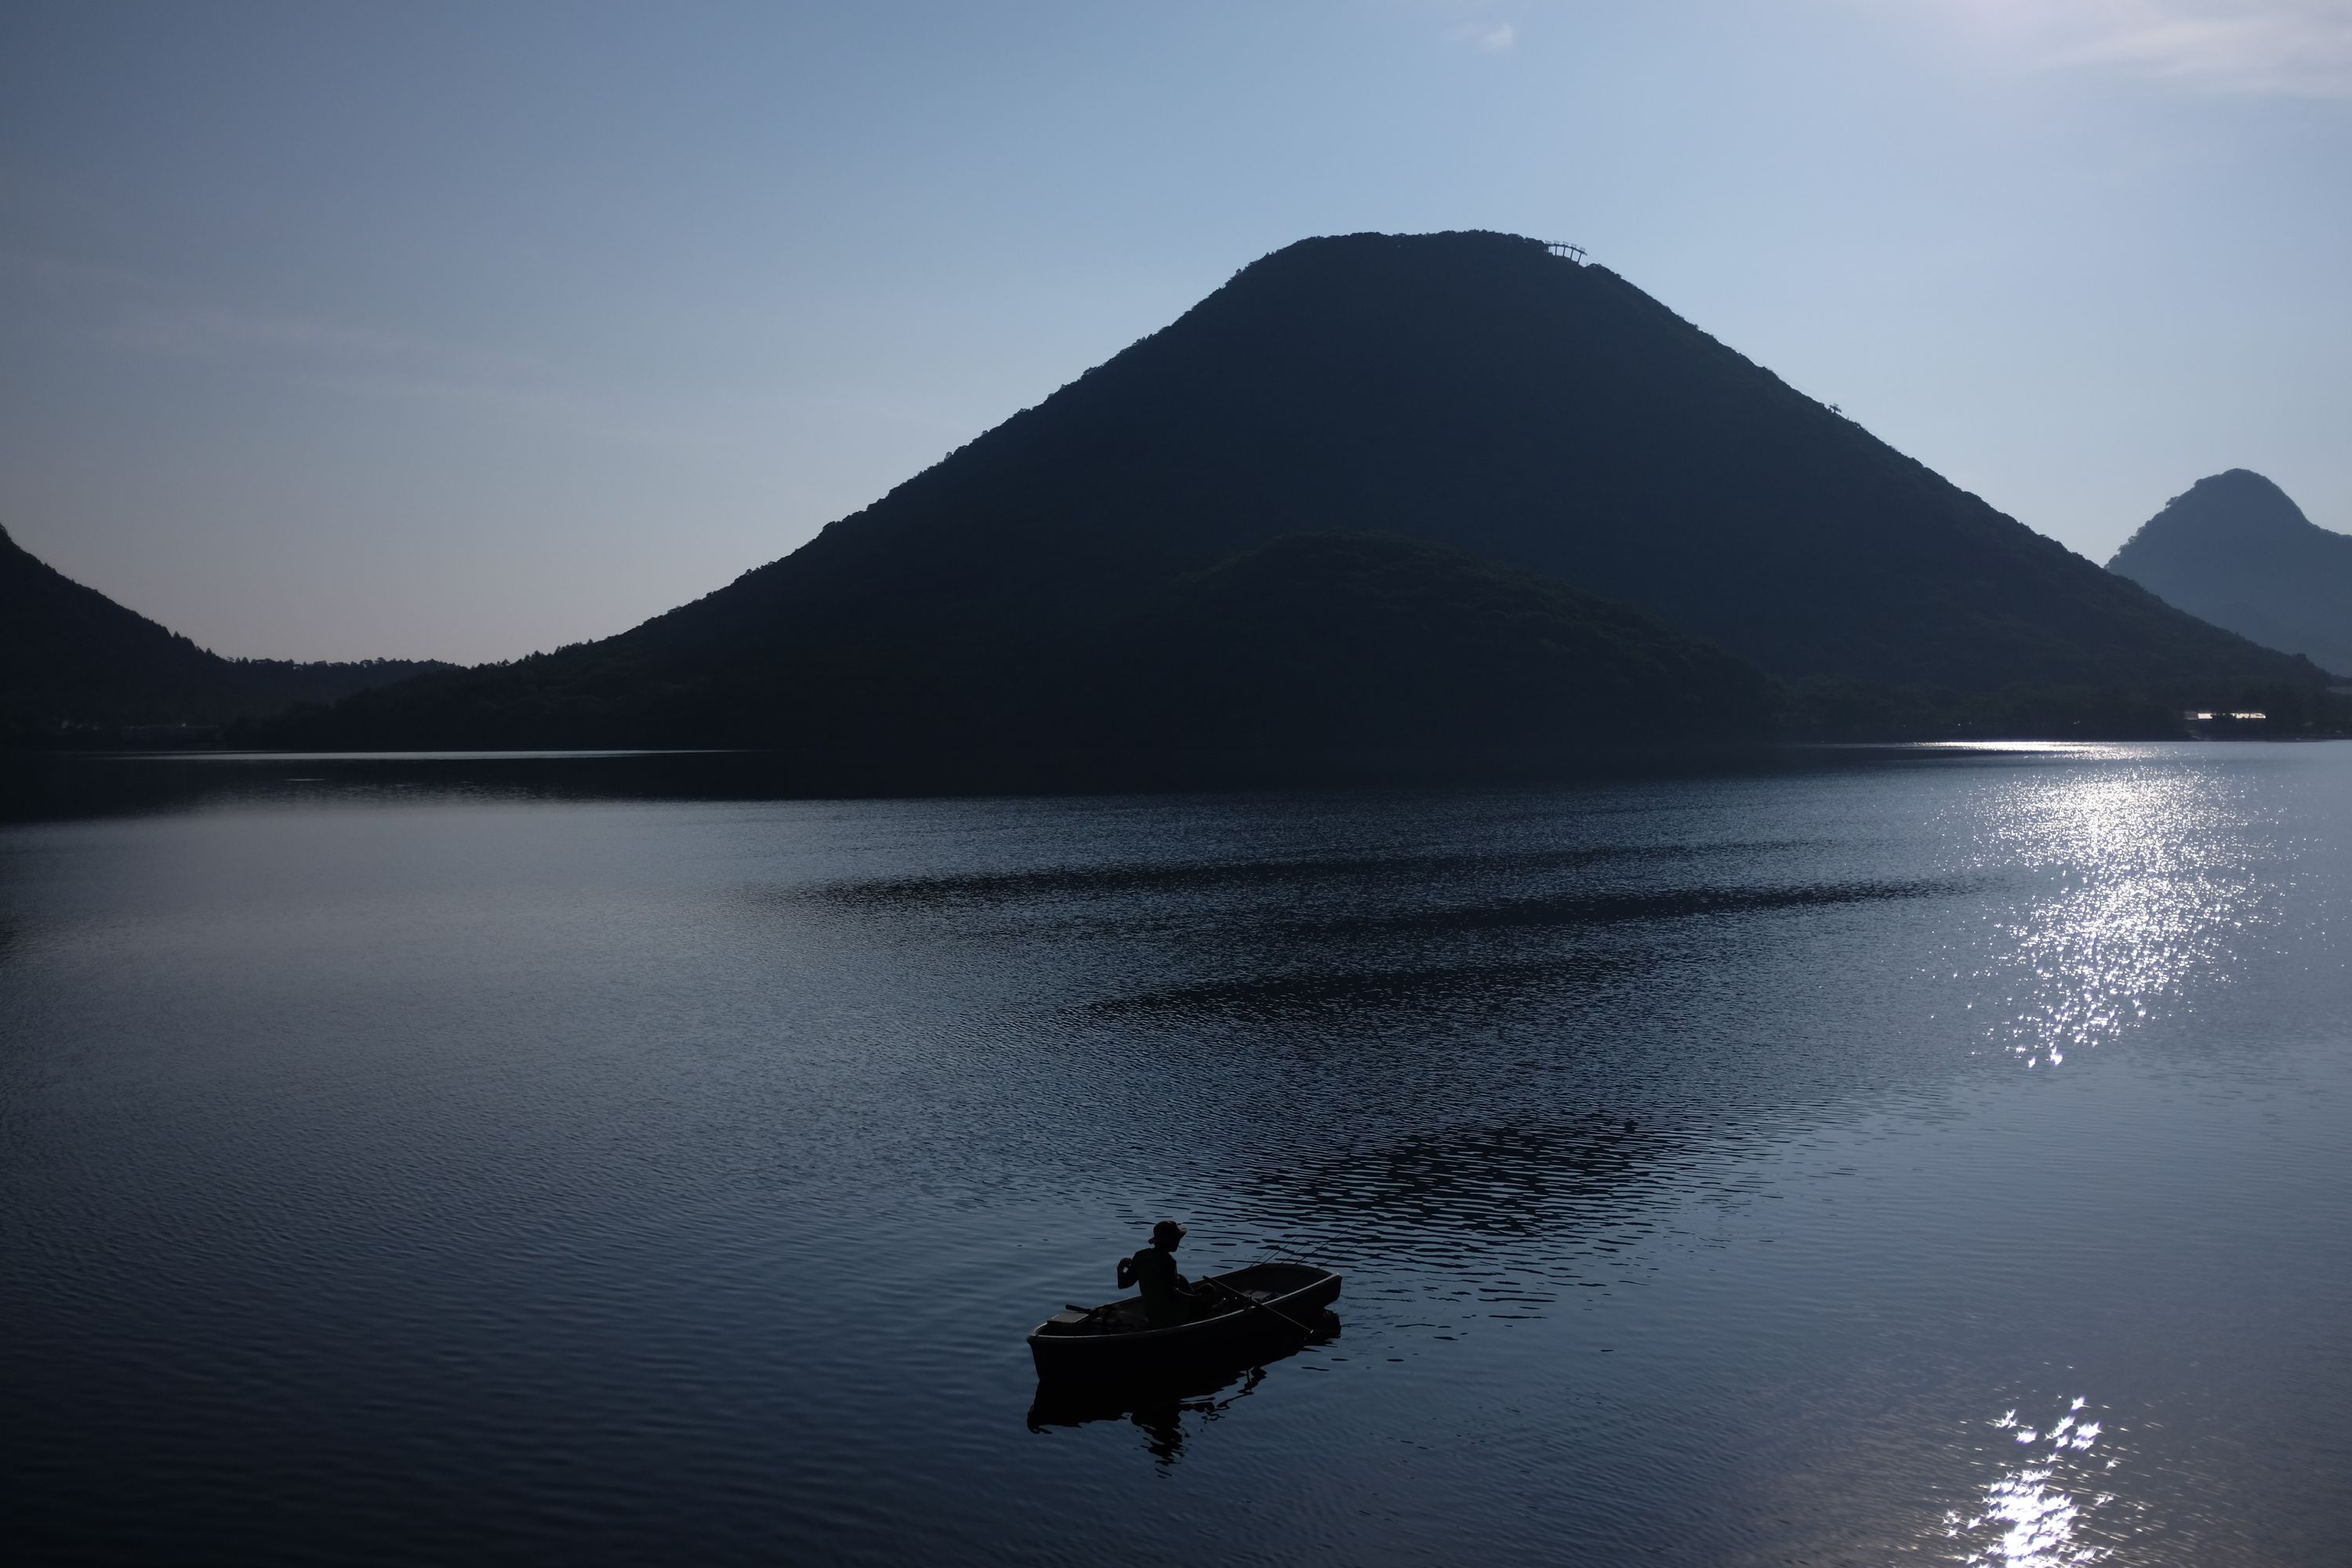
[{"left": 2181, "top": 709, "right": 2267, "bottom": 739}]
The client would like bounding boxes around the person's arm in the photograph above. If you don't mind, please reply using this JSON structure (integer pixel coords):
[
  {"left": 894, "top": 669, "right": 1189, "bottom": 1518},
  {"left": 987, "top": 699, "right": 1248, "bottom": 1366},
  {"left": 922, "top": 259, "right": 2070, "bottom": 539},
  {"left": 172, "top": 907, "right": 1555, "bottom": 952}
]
[{"left": 1116, "top": 1255, "right": 1138, "bottom": 1288}]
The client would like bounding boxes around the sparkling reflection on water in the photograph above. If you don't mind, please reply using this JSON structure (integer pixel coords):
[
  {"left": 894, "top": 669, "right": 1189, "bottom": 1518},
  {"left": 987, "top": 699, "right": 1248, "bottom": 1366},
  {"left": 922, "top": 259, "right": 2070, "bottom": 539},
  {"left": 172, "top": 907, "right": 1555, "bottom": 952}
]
[
  {"left": 1953, "top": 756, "right": 2279, "bottom": 1066},
  {"left": 1, "top": 743, "right": 2347, "bottom": 1565},
  {"left": 1949, "top": 1398, "right": 2120, "bottom": 1567}
]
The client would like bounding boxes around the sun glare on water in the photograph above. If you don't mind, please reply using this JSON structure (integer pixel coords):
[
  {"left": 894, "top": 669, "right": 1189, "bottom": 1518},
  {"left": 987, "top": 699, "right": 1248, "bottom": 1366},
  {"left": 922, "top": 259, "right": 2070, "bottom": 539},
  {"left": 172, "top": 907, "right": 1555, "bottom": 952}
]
[
  {"left": 1947, "top": 1399, "right": 2121, "bottom": 1566},
  {"left": 1944, "top": 760, "right": 2269, "bottom": 1066}
]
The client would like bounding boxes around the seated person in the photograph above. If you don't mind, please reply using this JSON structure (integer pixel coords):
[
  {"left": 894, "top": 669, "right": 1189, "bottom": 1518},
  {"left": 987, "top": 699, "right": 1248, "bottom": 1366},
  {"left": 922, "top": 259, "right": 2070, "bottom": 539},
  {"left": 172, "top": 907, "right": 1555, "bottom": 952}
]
[{"left": 1117, "top": 1220, "right": 1217, "bottom": 1327}]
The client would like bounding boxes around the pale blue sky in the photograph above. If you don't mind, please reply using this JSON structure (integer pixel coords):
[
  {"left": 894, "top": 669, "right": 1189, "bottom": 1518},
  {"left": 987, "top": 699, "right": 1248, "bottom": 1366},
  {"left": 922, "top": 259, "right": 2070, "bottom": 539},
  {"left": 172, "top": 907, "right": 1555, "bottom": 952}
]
[{"left": 3, "top": 1, "right": 2347, "bottom": 662}]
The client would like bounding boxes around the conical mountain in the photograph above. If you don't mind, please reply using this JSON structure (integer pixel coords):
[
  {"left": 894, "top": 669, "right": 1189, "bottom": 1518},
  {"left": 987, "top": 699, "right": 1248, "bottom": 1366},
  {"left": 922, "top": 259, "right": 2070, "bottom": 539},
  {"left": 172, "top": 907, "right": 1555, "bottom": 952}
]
[
  {"left": 2108, "top": 470, "right": 2352, "bottom": 678},
  {"left": 277, "top": 230, "right": 2326, "bottom": 767},
  {"left": 621, "top": 230, "right": 2312, "bottom": 685},
  {"left": 2, "top": 520, "right": 450, "bottom": 741}
]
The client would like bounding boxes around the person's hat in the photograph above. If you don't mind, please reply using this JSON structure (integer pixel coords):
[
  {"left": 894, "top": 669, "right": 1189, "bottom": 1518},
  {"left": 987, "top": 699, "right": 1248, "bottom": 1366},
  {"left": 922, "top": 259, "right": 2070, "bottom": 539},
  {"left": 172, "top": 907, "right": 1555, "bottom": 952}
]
[{"left": 1151, "top": 1220, "right": 1186, "bottom": 1243}]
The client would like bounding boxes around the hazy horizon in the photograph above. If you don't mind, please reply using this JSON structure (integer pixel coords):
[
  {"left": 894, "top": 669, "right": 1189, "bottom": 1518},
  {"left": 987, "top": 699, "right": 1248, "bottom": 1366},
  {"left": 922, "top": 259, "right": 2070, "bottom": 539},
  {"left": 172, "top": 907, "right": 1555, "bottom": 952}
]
[{"left": 5, "top": 0, "right": 2348, "bottom": 665}]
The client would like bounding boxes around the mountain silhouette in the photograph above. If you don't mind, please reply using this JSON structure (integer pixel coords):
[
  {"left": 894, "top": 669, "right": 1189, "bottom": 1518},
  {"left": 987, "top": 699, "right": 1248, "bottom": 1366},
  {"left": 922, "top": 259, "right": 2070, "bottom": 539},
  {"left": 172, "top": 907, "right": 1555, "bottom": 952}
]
[
  {"left": 274, "top": 532, "right": 1779, "bottom": 785},
  {"left": 263, "top": 230, "right": 2327, "bottom": 768},
  {"left": 2, "top": 521, "right": 451, "bottom": 742},
  {"left": 2107, "top": 470, "right": 2352, "bottom": 679}
]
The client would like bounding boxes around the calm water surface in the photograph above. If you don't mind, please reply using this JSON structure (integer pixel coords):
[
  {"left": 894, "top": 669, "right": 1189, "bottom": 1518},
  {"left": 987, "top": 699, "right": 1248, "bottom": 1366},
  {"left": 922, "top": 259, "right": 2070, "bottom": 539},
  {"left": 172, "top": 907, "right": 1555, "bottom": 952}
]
[{"left": 3, "top": 745, "right": 2348, "bottom": 1565}]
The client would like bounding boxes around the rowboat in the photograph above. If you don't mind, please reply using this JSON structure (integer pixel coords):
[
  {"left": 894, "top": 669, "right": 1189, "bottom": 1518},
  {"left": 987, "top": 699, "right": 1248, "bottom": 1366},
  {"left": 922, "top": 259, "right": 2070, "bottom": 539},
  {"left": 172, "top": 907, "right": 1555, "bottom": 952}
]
[{"left": 1028, "top": 1261, "right": 1342, "bottom": 1381}]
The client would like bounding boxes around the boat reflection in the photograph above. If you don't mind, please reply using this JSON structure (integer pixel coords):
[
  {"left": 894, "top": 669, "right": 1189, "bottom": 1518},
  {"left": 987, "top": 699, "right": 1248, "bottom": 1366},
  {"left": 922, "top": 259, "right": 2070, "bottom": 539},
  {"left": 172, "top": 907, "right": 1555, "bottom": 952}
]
[{"left": 1026, "top": 1309, "right": 1341, "bottom": 1465}]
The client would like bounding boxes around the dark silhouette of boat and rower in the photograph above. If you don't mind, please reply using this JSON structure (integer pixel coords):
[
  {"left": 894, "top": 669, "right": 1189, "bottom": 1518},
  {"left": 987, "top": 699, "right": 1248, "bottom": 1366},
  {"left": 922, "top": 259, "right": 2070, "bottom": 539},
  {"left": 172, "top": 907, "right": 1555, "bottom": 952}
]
[{"left": 1028, "top": 1221, "right": 1343, "bottom": 1382}]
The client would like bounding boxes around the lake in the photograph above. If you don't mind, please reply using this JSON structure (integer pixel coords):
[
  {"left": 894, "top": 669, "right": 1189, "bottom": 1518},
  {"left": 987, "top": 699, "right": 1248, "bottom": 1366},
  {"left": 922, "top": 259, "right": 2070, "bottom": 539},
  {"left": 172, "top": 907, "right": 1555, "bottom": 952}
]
[{"left": 3, "top": 745, "right": 2347, "bottom": 1565}]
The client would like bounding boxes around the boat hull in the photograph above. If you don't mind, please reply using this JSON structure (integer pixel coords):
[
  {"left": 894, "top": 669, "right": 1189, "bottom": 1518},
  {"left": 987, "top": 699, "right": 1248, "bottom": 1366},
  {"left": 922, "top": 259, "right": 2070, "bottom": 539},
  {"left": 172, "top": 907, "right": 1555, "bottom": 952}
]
[{"left": 1028, "top": 1262, "right": 1342, "bottom": 1381}]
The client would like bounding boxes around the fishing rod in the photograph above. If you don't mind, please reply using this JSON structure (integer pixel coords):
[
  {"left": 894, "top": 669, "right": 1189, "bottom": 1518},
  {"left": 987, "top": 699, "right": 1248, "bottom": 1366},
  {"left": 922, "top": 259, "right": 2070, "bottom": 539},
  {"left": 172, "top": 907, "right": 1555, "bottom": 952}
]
[{"left": 1203, "top": 1275, "right": 1316, "bottom": 1336}]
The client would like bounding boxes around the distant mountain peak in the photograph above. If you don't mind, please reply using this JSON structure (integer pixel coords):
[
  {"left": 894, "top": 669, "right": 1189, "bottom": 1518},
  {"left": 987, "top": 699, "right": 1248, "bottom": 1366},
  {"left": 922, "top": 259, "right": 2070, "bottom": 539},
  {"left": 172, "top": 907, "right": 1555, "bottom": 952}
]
[
  {"left": 2122, "top": 470, "right": 2318, "bottom": 548},
  {"left": 2109, "top": 471, "right": 2352, "bottom": 678}
]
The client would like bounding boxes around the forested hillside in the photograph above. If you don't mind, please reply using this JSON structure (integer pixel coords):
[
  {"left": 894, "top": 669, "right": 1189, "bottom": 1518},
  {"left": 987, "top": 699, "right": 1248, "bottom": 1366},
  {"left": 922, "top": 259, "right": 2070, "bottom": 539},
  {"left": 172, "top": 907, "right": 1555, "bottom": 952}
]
[{"left": 2, "top": 521, "right": 451, "bottom": 744}]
